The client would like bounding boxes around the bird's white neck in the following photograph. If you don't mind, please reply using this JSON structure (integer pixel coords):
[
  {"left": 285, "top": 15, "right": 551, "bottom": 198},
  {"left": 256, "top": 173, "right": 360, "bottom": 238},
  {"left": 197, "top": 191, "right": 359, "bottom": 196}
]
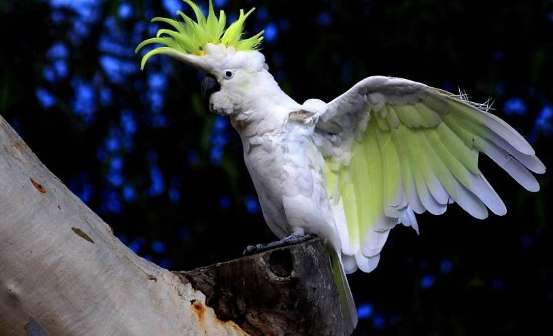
[{"left": 230, "top": 69, "right": 300, "bottom": 137}]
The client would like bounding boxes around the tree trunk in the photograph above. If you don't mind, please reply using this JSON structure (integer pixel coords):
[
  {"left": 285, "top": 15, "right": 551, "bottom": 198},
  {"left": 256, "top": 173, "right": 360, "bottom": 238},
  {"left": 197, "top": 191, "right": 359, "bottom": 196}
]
[
  {"left": 0, "top": 115, "right": 248, "bottom": 335},
  {"left": 0, "top": 115, "right": 355, "bottom": 335}
]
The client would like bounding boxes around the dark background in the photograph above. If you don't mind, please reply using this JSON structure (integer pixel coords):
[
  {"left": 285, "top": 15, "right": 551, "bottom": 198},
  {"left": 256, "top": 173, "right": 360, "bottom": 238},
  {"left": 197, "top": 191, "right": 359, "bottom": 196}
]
[{"left": 1, "top": 0, "right": 552, "bottom": 334}]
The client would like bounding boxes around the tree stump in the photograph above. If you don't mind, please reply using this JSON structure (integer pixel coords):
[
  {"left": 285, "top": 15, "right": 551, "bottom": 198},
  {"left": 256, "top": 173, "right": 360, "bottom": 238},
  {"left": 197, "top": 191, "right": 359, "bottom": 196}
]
[{"left": 178, "top": 237, "right": 356, "bottom": 336}]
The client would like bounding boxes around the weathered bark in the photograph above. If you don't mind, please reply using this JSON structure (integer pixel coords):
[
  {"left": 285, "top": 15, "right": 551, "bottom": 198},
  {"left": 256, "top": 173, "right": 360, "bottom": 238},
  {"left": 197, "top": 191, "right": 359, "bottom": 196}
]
[
  {"left": 179, "top": 237, "right": 356, "bottom": 336},
  {"left": 0, "top": 115, "right": 247, "bottom": 335}
]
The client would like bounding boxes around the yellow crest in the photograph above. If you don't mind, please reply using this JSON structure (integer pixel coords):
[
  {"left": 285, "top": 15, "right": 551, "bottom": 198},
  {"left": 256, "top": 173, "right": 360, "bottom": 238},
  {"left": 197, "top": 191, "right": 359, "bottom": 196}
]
[{"left": 136, "top": 0, "right": 264, "bottom": 70}]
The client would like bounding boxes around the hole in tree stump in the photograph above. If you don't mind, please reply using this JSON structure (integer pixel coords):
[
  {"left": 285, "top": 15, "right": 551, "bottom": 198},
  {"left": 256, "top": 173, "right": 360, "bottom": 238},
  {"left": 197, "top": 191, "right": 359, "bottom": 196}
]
[{"left": 269, "top": 249, "right": 294, "bottom": 278}]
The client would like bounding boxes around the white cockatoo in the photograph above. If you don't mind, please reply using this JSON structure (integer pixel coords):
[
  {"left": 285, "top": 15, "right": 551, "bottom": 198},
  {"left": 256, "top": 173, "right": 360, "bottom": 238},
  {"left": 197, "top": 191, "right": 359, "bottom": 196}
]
[{"left": 137, "top": 0, "right": 545, "bottom": 326}]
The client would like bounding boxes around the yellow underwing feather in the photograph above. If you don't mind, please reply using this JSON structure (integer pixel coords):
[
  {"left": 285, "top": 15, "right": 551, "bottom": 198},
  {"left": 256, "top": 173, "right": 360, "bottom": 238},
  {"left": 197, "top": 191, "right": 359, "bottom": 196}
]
[
  {"left": 362, "top": 122, "right": 383, "bottom": 233},
  {"left": 324, "top": 162, "right": 339, "bottom": 202},
  {"left": 420, "top": 131, "right": 458, "bottom": 199},
  {"left": 385, "top": 106, "right": 401, "bottom": 129},
  {"left": 414, "top": 103, "right": 442, "bottom": 127},
  {"left": 391, "top": 128, "right": 419, "bottom": 212},
  {"left": 350, "top": 141, "right": 371, "bottom": 241},
  {"left": 339, "top": 170, "right": 360, "bottom": 250},
  {"left": 375, "top": 129, "right": 401, "bottom": 213},
  {"left": 322, "top": 78, "right": 543, "bottom": 273}
]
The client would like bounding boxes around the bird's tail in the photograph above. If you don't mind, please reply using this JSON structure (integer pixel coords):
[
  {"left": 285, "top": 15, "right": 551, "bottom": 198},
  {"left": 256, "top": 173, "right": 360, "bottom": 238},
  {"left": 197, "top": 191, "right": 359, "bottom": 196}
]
[{"left": 326, "top": 242, "right": 358, "bottom": 330}]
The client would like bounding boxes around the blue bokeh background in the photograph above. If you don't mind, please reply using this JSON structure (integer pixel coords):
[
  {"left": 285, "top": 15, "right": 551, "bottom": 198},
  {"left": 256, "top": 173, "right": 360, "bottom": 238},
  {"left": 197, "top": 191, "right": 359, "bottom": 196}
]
[{"left": 1, "top": 0, "right": 552, "bottom": 334}]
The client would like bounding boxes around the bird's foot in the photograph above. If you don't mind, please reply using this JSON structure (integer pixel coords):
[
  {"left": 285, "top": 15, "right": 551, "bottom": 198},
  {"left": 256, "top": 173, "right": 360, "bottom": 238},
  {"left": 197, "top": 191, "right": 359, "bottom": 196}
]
[{"left": 243, "top": 234, "right": 315, "bottom": 256}]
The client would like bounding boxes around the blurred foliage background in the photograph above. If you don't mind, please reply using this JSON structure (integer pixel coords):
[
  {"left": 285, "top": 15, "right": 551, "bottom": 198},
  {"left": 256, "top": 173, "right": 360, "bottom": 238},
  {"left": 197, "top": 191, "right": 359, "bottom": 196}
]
[{"left": 1, "top": 0, "right": 552, "bottom": 334}]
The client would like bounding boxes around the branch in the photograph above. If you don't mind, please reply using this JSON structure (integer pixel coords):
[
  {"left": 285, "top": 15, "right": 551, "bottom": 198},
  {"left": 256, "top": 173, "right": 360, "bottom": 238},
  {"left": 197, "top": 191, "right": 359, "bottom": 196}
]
[{"left": 0, "top": 115, "right": 247, "bottom": 335}]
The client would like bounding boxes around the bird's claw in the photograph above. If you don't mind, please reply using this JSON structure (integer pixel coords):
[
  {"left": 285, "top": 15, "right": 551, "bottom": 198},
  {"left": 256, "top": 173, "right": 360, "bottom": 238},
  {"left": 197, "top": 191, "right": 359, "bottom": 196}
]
[{"left": 242, "top": 234, "right": 315, "bottom": 256}]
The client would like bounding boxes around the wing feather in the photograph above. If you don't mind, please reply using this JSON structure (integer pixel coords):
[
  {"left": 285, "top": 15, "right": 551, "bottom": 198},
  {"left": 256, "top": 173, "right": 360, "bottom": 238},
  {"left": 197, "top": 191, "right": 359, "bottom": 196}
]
[
  {"left": 415, "top": 131, "right": 449, "bottom": 206},
  {"left": 339, "top": 172, "right": 361, "bottom": 252},
  {"left": 403, "top": 127, "right": 446, "bottom": 215},
  {"left": 350, "top": 142, "right": 372, "bottom": 241},
  {"left": 426, "top": 129, "right": 489, "bottom": 219},
  {"left": 316, "top": 76, "right": 544, "bottom": 273},
  {"left": 480, "top": 139, "right": 540, "bottom": 192},
  {"left": 364, "top": 127, "right": 386, "bottom": 231},
  {"left": 448, "top": 99, "right": 535, "bottom": 155},
  {"left": 374, "top": 129, "right": 403, "bottom": 216},
  {"left": 391, "top": 129, "right": 425, "bottom": 214}
]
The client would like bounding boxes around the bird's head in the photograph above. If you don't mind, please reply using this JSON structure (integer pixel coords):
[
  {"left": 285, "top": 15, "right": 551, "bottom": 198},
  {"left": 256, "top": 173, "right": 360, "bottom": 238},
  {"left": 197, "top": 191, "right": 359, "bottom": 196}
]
[{"left": 136, "top": 0, "right": 269, "bottom": 117}]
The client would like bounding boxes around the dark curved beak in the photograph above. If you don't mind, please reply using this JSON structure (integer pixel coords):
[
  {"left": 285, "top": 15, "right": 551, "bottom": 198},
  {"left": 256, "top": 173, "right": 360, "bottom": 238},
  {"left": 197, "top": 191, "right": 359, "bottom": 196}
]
[{"left": 201, "top": 74, "right": 220, "bottom": 99}]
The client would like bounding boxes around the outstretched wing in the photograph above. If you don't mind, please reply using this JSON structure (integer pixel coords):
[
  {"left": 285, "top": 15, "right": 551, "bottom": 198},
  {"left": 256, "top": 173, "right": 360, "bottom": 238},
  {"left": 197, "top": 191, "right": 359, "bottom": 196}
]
[{"left": 315, "top": 76, "right": 545, "bottom": 273}]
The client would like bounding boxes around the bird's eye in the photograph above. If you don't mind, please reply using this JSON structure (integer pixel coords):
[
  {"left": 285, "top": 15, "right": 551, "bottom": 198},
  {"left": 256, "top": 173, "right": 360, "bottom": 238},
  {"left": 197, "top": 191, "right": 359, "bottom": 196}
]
[{"left": 224, "top": 71, "right": 233, "bottom": 79}]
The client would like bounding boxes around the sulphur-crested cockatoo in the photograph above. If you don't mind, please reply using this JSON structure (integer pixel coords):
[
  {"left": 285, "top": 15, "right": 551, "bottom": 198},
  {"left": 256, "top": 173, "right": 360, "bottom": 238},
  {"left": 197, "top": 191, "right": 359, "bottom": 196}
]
[{"left": 137, "top": 0, "right": 545, "bottom": 326}]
